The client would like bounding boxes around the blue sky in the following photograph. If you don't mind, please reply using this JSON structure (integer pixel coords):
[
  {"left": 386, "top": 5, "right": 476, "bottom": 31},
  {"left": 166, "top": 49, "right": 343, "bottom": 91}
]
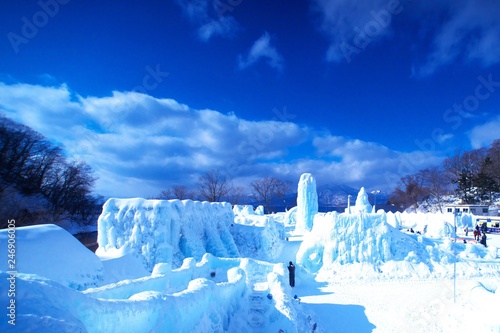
[{"left": 1, "top": 0, "right": 499, "bottom": 198}]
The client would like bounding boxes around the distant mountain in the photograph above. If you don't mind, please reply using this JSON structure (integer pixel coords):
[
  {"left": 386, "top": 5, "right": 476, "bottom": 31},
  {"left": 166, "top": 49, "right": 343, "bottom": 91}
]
[
  {"left": 317, "top": 184, "right": 359, "bottom": 207},
  {"left": 317, "top": 184, "right": 391, "bottom": 208},
  {"left": 245, "top": 183, "right": 394, "bottom": 213}
]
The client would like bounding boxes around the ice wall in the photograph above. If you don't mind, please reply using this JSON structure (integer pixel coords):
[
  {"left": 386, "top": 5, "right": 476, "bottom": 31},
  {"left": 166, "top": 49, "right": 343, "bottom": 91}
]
[
  {"left": 232, "top": 210, "right": 285, "bottom": 261},
  {"left": 296, "top": 210, "right": 499, "bottom": 280},
  {"left": 296, "top": 211, "right": 430, "bottom": 278},
  {"left": 97, "top": 198, "right": 239, "bottom": 271},
  {"left": 296, "top": 173, "right": 318, "bottom": 233}
]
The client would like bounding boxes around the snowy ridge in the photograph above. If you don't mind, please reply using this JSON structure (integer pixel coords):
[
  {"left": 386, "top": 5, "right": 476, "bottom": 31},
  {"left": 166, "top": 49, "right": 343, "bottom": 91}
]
[{"left": 97, "top": 198, "right": 239, "bottom": 270}]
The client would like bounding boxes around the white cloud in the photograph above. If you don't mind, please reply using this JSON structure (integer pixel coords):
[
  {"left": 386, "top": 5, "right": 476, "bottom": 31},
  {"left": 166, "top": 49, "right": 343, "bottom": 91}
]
[
  {"left": 311, "top": 0, "right": 397, "bottom": 63},
  {"left": 198, "top": 16, "right": 239, "bottom": 41},
  {"left": 238, "top": 32, "right": 284, "bottom": 71},
  {"left": 412, "top": 0, "right": 500, "bottom": 76},
  {"left": 311, "top": 135, "right": 444, "bottom": 190},
  {"left": 0, "top": 82, "right": 449, "bottom": 197},
  {"left": 174, "top": 0, "right": 240, "bottom": 41},
  {"left": 468, "top": 116, "right": 500, "bottom": 149},
  {"left": 312, "top": 0, "right": 500, "bottom": 73},
  {"left": 0, "top": 82, "right": 306, "bottom": 197}
]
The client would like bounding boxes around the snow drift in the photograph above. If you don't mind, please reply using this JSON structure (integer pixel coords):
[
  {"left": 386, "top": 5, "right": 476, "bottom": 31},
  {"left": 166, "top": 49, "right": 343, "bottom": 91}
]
[{"left": 0, "top": 224, "right": 103, "bottom": 290}]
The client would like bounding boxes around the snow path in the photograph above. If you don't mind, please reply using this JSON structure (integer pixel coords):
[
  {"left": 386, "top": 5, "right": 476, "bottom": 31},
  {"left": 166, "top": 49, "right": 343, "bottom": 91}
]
[
  {"left": 298, "top": 277, "right": 500, "bottom": 333},
  {"left": 271, "top": 230, "right": 500, "bottom": 333}
]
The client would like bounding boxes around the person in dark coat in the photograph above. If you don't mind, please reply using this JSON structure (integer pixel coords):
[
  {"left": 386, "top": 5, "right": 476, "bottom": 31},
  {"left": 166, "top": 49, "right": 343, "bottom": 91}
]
[
  {"left": 480, "top": 232, "right": 487, "bottom": 247},
  {"left": 474, "top": 224, "right": 480, "bottom": 241},
  {"left": 287, "top": 261, "right": 295, "bottom": 287}
]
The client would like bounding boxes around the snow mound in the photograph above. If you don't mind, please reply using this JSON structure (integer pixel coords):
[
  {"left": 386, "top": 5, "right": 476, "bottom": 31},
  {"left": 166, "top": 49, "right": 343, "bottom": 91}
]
[
  {"left": 97, "top": 198, "right": 239, "bottom": 271},
  {"left": 0, "top": 224, "right": 103, "bottom": 290},
  {"left": 96, "top": 246, "right": 150, "bottom": 285}
]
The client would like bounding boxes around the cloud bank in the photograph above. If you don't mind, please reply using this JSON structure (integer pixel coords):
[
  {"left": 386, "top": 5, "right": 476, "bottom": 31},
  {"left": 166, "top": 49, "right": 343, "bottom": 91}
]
[{"left": 0, "top": 82, "right": 446, "bottom": 197}]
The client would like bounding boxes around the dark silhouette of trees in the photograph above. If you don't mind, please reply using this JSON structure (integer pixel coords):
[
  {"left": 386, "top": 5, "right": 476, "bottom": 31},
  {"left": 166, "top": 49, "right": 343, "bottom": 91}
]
[
  {"left": 419, "top": 167, "right": 452, "bottom": 212},
  {"left": 196, "top": 169, "right": 231, "bottom": 202},
  {"left": 0, "top": 115, "right": 98, "bottom": 228},
  {"left": 443, "top": 148, "right": 487, "bottom": 204},
  {"left": 226, "top": 185, "right": 245, "bottom": 205},
  {"left": 158, "top": 185, "right": 192, "bottom": 200},
  {"left": 389, "top": 172, "right": 429, "bottom": 209},
  {"left": 391, "top": 140, "right": 500, "bottom": 209},
  {"left": 250, "top": 177, "right": 292, "bottom": 213}
]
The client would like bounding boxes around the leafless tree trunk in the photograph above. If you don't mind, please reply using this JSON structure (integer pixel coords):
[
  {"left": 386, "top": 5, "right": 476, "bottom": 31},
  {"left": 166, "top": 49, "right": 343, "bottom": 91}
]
[{"left": 196, "top": 169, "right": 231, "bottom": 202}]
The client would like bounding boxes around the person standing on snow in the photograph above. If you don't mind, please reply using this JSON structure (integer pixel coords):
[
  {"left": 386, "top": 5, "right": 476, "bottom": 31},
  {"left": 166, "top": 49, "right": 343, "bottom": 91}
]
[
  {"left": 288, "top": 261, "right": 296, "bottom": 287},
  {"left": 480, "top": 232, "right": 487, "bottom": 247}
]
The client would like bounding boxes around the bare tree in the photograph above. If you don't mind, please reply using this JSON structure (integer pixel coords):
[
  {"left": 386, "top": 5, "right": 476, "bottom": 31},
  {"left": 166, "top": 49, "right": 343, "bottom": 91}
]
[
  {"left": 158, "top": 185, "right": 192, "bottom": 200},
  {"left": 250, "top": 177, "right": 291, "bottom": 213},
  {"left": 420, "top": 167, "right": 451, "bottom": 212},
  {"left": 275, "top": 179, "right": 292, "bottom": 210},
  {"left": 0, "top": 115, "right": 98, "bottom": 227},
  {"left": 157, "top": 188, "right": 173, "bottom": 199},
  {"left": 226, "top": 185, "right": 246, "bottom": 205},
  {"left": 389, "top": 172, "right": 429, "bottom": 209},
  {"left": 196, "top": 169, "right": 231, "bottom": 202}
]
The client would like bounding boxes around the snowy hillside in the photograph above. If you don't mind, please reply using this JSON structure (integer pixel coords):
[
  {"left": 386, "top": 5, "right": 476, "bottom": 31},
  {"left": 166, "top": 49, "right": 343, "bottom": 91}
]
[{"left": 1, "top": 182, "right": 500, "bottom": 332}]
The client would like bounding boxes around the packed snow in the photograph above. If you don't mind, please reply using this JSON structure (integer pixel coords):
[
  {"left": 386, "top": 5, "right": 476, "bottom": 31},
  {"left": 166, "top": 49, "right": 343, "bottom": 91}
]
[{"left": 1, "top": 174, "right": 500, "bottom": 332}]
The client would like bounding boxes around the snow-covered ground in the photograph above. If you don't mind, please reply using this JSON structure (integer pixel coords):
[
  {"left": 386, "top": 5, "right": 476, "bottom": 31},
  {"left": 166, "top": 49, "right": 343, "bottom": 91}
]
[{"left": 1, "top": 186, "right": 500, "bottom": 332}]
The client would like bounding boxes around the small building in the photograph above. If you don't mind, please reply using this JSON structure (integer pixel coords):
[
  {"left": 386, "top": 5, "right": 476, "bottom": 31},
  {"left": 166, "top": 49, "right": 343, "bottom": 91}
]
[{"left": 444, "top": 204, "right": 490, "bottom": 216}]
